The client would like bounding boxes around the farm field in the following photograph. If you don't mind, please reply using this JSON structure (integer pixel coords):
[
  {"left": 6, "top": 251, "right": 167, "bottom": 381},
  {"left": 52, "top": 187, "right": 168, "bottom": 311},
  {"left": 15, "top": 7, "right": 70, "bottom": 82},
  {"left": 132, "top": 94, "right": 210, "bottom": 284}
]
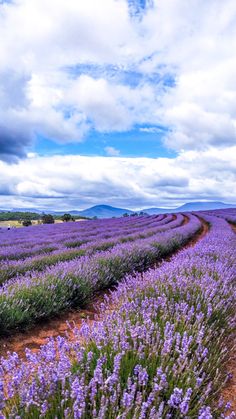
[
  {"left": 0, "top": 218, "right": 86, "bottom": 228},
  {"left": 0, "top": 209, "right": 235, "bottom": 417},
  {"left": 0, "top": 220, "right": 24, "bottom": 228}
]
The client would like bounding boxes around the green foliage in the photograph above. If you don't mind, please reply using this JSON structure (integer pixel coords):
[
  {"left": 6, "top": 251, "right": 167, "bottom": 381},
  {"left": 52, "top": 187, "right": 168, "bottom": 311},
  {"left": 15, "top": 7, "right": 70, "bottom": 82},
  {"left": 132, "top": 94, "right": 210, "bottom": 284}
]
[
  {"left": 61, "top": 213, "right": 73, "bottom": 222},
  {"left": 0, "top": 235, "right": 185, "bottom": 333},
  {"left": 0, "top": 211, "right": 41, "bottom": 221},
  {"left": 0, "top": 249, "right": 86, "bottom": 285},
  {"left": 22, "top": 219, "right": 32, "bottom": 227},
  {"left": 41, "top": 214, "right": 55, "bottom": 224}
]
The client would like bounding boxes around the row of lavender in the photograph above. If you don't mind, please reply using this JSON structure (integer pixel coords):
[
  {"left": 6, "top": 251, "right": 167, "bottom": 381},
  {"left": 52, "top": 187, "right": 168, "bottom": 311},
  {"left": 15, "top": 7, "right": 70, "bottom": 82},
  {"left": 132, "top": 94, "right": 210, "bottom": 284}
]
[
  {"left": 0, "top": 215, "right": 167, "bottom": 258},
  {"left": 0, "top": 214, "right": 166, "bottom": 249},
  {"left": 0, "top": 213, "right": 235, "bottom": 417},
  {"left": 0, "top": 214, "right": 180, "bottom": 283},
  {"left": 203, "top": 208, "right": 236, "bottom": 225},
  {"left": 0, "top": 215, "right": 173, "bottom": 261},
  {"left": 0, "top": 214, "right": 201, "bottom": 334}
]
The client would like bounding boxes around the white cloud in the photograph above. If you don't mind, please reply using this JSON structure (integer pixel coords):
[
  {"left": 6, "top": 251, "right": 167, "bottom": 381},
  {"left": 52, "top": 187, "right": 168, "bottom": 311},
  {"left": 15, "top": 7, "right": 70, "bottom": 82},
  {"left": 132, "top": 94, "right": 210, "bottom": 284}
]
[
  {"left": 0, "top": 0, "right": 136, "bottom": 160},
  {"left": 139, "top": 127, "right": 164, "bottom": 134},
  {"left": 138, "top": 0, "right": 236, "bottom": 151},
  {"left": 0, "top": 148, "right": 235, "bottom": 209},
  {"left": 104, "top": 146, "right": 120, "bottom": 156},
  {"left": 1, "top": 0, "right": 236, "bottom": 161}
]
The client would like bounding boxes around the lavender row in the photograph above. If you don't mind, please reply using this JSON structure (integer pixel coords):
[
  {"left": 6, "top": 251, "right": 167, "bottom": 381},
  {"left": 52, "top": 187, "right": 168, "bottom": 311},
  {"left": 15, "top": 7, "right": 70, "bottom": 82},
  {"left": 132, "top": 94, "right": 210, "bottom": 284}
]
[
  {"left": 203, "top": 208, "right": 236, "bottom": 225},
  {"left": 0, "top": 214, "right": 201, "bottom": 334},
  {"left": 0, "top": 214, "right": 165, "bottom": 248},
  {"left": 0, "top": 215, "right": 172, "bottom": 261},
  {"left": 0, "top": 213, "right": 188, "bottom": 295},
  {"left": 0, "top": 215, "right": 179, "bottom": 284},
  {"left": 0, "top": 214, "right": 235, "bottom": 417},
  {"left": 0, "top": 214, "right": 167, "bottom": 257}
]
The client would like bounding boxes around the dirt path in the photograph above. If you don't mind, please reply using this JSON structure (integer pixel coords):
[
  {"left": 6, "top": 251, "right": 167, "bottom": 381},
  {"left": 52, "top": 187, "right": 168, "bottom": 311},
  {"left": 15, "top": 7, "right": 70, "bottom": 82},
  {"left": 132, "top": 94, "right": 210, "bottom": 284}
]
[
  {"left": 0, "top": 215, "right": 209, "bottom": 359},
  {"left": 183, "top": 214, "right": 209, "bottom": 244},
  {"left": 0, "top": 295, "right": 104, "bottom": 358},
  {"left": 221, "top": 223, "right": 236, "bottom": 412}
]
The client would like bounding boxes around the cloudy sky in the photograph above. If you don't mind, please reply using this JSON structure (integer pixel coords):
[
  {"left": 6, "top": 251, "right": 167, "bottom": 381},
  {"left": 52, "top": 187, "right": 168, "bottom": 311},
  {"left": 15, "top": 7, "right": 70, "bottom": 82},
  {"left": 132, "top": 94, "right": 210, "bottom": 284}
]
[{"left": 0, "top": 0, "right": 236, "bottom": 210}]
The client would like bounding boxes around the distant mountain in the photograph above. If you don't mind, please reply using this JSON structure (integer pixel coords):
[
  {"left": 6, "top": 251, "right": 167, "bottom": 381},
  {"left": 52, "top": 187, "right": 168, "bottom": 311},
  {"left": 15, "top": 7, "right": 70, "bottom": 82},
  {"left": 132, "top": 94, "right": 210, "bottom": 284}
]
[
  {"left": 73, "top": 201, "right": 236, "bottom": 218},
  {"left": 50, "top": 210, "right": 82, "bottom": 215},
  {"left": 175, "top": 201, "right": 236, "bottom": 212},
  {"left": 0, "top": 206, "right": 132, "bottom": 218},
  {"left": 1, "top": 201, "right": 235, "bottom": 219},
  {"left": 76, "top": 205, "right": 133, "bottom": 218},
  {"left": 142, "top": 201, "right": 236, "bottom": 215},
  {"left": 11, "top": 208, "right": 43, "bottom": 213},
  {"left": 141, "top": 207, "right": 172, "bottom": 215}
]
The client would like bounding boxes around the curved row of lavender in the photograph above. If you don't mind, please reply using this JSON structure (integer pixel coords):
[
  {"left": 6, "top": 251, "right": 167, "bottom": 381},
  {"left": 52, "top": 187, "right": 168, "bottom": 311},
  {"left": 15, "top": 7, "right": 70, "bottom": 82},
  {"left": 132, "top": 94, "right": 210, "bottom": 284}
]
[
  {"left": 0, "top": 214, "right": 166, "bottom": 249},
  {"left": 0, "top": 214, "right": 235, "bottom": 417},
  {"left": 0, "top": 215, "right": 176, "bottom": 278},
  {"left": 203, "top": 208, "right": 236, "bottom": 225},
  {"left": 0, "top": 215, "right": 168, "bottom": 258},
  {"left": 0, "top": 214, "right": 181, "bottom": 283},
  {"left": 0, "top": 214, "right": 201, "bottom": 334}
]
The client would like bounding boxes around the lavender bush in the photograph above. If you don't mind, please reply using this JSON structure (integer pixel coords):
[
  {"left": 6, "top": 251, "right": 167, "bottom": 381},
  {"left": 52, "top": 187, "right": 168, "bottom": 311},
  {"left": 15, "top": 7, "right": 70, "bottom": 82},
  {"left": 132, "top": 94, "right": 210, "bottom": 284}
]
[
  {"left": 0, "top": 212, "right": 235, "bottom": 418},
  {"left": 0, "top": 215, "right": 201, "bottom": 333},
  {"left": 0, "top": 215, "right": 176, "bottom": 282}
]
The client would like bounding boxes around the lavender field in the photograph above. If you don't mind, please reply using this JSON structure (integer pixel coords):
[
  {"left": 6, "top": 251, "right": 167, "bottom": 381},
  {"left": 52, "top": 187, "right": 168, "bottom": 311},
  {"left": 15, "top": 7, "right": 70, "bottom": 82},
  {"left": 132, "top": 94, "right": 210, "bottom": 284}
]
[
  {"left": 0, "top": 213, "right": 201, "bottom": 334},
  {"left": 0, "top": 209, "right": 235, "bottom": 418}
]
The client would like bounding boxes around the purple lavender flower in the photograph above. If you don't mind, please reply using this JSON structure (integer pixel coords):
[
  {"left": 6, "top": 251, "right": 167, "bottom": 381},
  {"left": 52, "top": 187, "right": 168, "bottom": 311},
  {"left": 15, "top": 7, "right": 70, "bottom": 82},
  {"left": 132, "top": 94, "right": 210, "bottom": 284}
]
[{"left": 0, "top": 210, "right": 235, "bottom": 417}]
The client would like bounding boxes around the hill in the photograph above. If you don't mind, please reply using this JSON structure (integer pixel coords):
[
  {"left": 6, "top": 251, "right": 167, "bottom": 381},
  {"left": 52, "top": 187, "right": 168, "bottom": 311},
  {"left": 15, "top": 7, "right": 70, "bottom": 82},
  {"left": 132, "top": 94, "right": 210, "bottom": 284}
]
[
  {"left": 175, "top": 201, "right": 236, "bottom": 212},
  {"left": 1, "top": 201, "right": 236, "bottom": 220},
  {"left": 143, "top": 201, "right": 236, "bottom": 215},
  {"left": 76, "top": 205, "right": 133, "bottom": 218}
]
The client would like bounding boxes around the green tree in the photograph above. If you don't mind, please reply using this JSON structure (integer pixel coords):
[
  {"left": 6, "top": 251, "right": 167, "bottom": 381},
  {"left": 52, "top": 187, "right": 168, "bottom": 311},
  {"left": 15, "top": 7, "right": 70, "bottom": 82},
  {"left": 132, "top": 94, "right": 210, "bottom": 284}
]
[
  {"left": 123, "top": 213, "right": 129, "bottom": 217},
  {"left": 0, "top": 211, "right": 41, "bottom": 222},
  {"left": 61, "top": 213, "right": 72, "bottom": 222},
  {"left": 41, "top": 214, "right": 55, "bottom": 224}
]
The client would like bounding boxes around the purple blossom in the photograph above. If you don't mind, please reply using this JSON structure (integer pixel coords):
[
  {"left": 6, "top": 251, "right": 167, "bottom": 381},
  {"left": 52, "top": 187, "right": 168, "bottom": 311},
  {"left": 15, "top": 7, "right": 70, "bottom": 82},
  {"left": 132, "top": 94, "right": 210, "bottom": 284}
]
[
  {"left": 168, "top": 387, "right": 183, "bottom": 408},
  {"left": 0, "top": 210, "right": 235, "bottom": 416}
]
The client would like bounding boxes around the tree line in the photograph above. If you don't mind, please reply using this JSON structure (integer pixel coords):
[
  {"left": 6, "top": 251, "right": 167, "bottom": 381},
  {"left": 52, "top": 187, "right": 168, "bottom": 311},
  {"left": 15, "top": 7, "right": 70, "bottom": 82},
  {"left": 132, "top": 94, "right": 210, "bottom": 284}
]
[{"left": 0, "top": 211, "right": 89, "bottom": 226}]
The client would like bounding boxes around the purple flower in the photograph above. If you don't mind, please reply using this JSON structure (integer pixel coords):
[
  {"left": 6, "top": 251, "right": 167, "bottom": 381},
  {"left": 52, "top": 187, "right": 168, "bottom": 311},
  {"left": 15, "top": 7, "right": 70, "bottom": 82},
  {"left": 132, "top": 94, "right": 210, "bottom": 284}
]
[{"left": 168, "top": 387, "right": 183, "bottom": 408}]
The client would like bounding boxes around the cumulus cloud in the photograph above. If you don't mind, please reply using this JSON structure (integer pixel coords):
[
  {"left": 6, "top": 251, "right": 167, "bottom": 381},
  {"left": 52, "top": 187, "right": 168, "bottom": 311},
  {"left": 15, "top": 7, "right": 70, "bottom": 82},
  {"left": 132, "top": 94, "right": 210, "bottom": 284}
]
[
  {"left": 0, "top": 148, "right": 235, "bottom": 209},
  {"left": 0, "top": 124, "right": 32, "bottom": 162},
  {"left": 1, "top": 0, "right": 236, "bottom": 162},
  {"left": 141, "top": 0, "right": 236, "bottom": 150}
]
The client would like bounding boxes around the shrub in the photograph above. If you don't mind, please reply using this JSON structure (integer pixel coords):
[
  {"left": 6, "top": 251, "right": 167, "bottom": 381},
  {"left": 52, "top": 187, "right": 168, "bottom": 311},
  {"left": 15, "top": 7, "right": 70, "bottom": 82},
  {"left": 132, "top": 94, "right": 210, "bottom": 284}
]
[
  {"left": 22, "top": 219, "right": 32, "bottom": 227},
  {"left": 61, "top": 213, "right": 73, "bottom": 222},
  {"left": 41, "top": 214, "right": 55, "bottom": 224}
]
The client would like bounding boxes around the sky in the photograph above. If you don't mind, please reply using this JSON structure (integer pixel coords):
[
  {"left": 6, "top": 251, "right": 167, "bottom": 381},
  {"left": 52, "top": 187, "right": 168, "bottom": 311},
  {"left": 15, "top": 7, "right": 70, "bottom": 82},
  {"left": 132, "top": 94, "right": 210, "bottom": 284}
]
[{"left": 0, "top": 0, "right": 236, "bottom": 210}]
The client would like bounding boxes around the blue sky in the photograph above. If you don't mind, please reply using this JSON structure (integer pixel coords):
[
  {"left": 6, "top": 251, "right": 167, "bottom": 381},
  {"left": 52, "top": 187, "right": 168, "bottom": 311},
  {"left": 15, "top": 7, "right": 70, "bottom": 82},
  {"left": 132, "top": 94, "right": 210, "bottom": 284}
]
[
  {"left": 0, "top": 0, "right": 236, "bottom": 210},
  {"left": 35, "top": 128, "right": 174, "bottom": 159}
]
